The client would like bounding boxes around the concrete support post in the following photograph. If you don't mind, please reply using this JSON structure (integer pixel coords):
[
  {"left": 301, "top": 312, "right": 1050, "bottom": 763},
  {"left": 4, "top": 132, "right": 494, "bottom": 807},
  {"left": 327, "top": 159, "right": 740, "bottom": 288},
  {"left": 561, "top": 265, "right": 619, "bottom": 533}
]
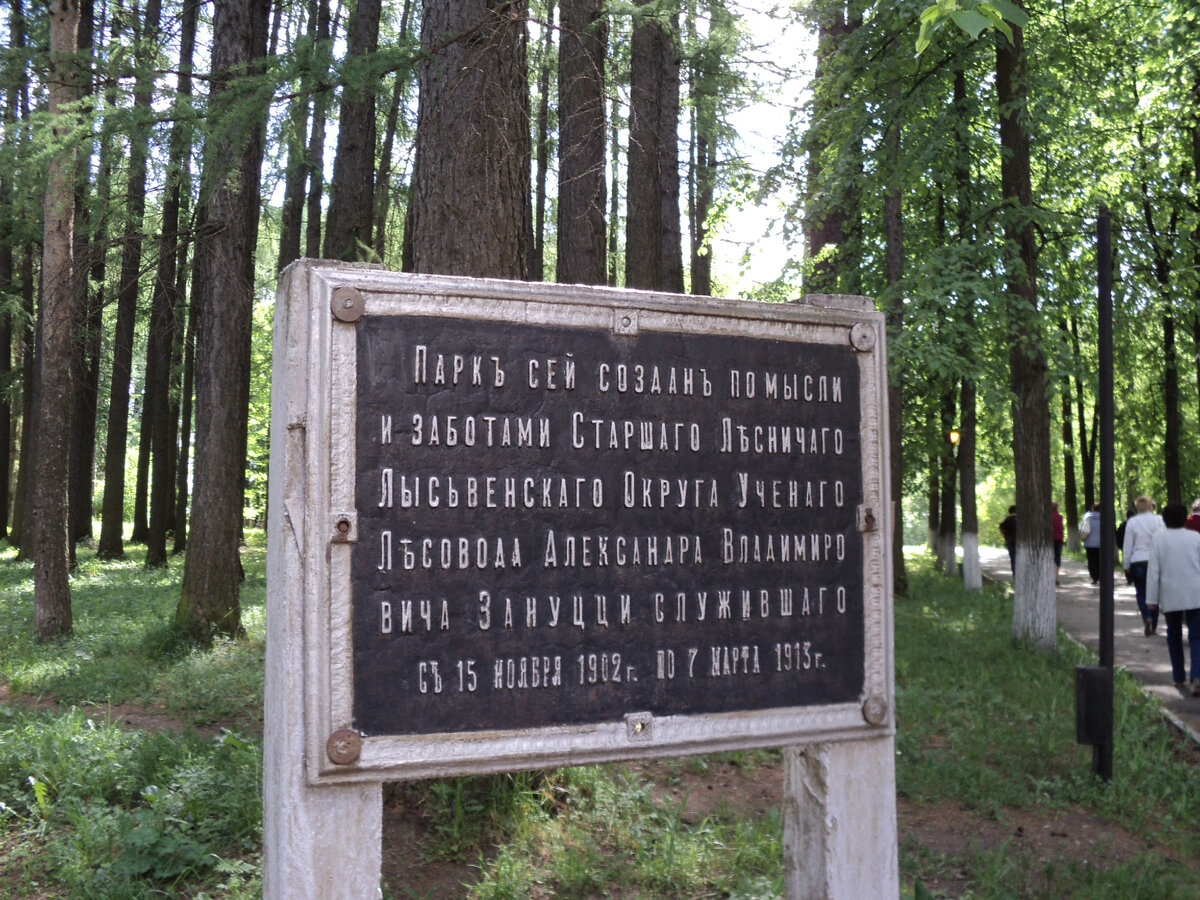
[
  {"left": 783, "top": 737, "right": 898, "bottom": 899},
  {"left": 264, "top": 264, "right": 382, "bottom": 899}
]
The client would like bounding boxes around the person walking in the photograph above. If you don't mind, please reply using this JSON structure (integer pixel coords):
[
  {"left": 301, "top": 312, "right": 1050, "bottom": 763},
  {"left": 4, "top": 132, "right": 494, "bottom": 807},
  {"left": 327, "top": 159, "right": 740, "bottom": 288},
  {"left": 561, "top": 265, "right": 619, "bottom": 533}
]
[
  {"left": 1051, "top": 501, "right": 1065, "bottom": 585},
  {"left": 1124, "top": 495, "right": 1165, "bottom": 636},
  {"left": 1185, "top": 499, "right": 1200, "bottom": 534},
  {"left": 1145, "top": 502, "right": 1200, "bottom": 695},
  {"left": 1080, "top": 503, "right": 1102, "bottom": 584},
  {"left": 999, "top": 505, "right": 1017, "bottom": 574}
]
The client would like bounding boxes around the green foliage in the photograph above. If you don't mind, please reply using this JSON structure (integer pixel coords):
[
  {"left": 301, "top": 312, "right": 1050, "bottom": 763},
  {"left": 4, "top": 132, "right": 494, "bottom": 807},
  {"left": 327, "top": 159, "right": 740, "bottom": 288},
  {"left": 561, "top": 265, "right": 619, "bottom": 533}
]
[
  {"left": 458, "top": 763, "right": 783, "bottom": 899},
  {"left": 896, "top": 556, "right": 1200, "bottom": 895},
  {"left": 916, "top": 0, "right": 1029, "bottom": 56},
  {"left": 0, "top": 708, "right": 261, "bottom": 898},
  {"left": 0, "top": 537, "right": 265, "bottom": 725}
]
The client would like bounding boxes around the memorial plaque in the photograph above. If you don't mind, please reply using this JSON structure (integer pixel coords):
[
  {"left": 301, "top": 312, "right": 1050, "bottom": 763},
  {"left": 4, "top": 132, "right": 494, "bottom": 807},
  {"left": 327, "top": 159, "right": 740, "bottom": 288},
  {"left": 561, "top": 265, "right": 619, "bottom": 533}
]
[
  {"left": 281, "top": 265, "right": 892, "bottom": 782},
  {"left": 353, "top": 317, "right": 863, "bottom": 735}
]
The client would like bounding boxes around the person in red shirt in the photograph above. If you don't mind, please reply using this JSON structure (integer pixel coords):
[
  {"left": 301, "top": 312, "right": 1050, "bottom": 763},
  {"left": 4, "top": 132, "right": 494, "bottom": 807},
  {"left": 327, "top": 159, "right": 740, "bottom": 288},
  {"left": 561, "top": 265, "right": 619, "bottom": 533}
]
[
  {"left": 1186, "top": 500, "right": 1200, "bottom": 534},
  {"left": 1051, "top": 501, "right": 1064, "bottom": 585}
]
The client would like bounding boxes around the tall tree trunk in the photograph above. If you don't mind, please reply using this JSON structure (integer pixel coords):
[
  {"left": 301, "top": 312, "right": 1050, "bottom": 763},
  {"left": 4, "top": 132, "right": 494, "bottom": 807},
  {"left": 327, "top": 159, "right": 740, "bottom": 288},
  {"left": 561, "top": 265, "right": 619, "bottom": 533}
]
[
  {"left": 684, "top": 0, "right": 717, "bottom": 297},
  {"left": 607, "top": 110, "right": 621, "bottom": 286},
  {"left": 939, "top": 387, "right": 958, "bottom": 576},
  {"left": 557, "top": 0, "right": 608, "bottom": 286},
  {"left": 1071, "top": 316, "right": 1095, "bottom": 509},
  {"left": 0, "top": 0, "right": 24, "bottom": 541},
  {"left": 1058, "top": 316, "right": 1080, "bottom": 550},
  {"left": 1060, "top": 373, "right": 1079, "bottom": 551},
  {"left": 146, "top": 0, "right": 197, "bottom": 567},
  {"left": 32, "top": 0, "right": 82, "bottom": 640},
  {"left": 131, "top": 408, "right": 151, "bottom": 543},
  {"left": 372, "top": 0, "right": 414, "bottom": 266},
  {"left": 324, "top": 0, "right": 382, "bottom": 261},
  {"left": 625, "top": 0, "right": 682, "bottom": 293},
  {"left": 173, "top": 256, "right": 199, "bottom": 556},
  {"left": 304, "top": 0, "right": 334, "bottom": 259},
  {"left": 1162, "top": 311, "right": 1181, "bottom": 504},
  {"left": 803, "top": 3, "right": 850, "bottom": 295},
  {"left": 532, "top": 1, "right": 554, "bottom": 281},
  {"left": 997, "top": 19, "right": 1055, "bottom": 652},
  {"left": 97, "top": 0, "right": 162, "bottom": 558},
  {"left": 0, "top": 180, "right": 10, "bottom": 541},
  {"left": 883, "top": 90, "right": 906, "bottom": 595},
  {"left": 953, "top": 65, "right": 980, "bottom": 591},
  {"left": 410, "top": 0, "right": 531, "bottom": 279},
  {"left": 959, "top": 379, "right": 980, "bottom": 590},
  {"left": 67, "top": 0, "right": 100, "bottom": 550},
  {"left": 276, "top": 0, "right": 319, "bottom": 272},
  {"left": 176, "top": 0, "right": 272, "bottom": 643},
  {"left": 927, "top": 446, "right": 940, "bottom": 556},
  {"left": 10, "top": 246, "right": 34, "bottom": 553}
]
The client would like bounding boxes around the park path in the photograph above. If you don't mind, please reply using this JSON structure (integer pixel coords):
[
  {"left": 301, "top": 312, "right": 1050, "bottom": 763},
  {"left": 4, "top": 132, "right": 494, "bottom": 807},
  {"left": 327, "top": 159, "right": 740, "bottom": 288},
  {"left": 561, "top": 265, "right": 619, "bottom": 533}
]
[{"left": 975, "top": 545, "right": 1200, "bottom": 744}]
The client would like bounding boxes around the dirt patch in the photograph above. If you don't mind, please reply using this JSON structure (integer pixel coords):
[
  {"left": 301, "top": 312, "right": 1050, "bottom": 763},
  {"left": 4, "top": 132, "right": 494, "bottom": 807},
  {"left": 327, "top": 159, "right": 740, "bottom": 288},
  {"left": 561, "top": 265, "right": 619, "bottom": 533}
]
[{"left": 0, "top": 683, "right": 261, "bottom": 739}]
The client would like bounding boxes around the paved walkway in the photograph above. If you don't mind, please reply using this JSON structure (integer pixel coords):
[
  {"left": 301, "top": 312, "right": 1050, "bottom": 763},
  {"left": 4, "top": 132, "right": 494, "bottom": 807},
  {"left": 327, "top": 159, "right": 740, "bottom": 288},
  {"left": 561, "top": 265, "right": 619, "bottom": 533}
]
[{"left": 975, "top": 546, "right": 1200, "bottom": 743}]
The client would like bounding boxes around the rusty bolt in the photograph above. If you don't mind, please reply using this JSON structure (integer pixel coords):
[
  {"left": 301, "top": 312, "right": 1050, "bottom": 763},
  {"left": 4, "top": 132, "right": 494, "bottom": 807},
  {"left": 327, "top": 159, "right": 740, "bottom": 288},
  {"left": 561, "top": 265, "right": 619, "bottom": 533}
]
[
  {"left": 331, "top": 286, "right": 365, "bottom": 322},
  {"left": 862, "top": 696, "right": 888, "bottom": 726},
  {"left": 850, "top": 322, "right": 876, "bottom": 352},
  {"left": 326, "top": 729, "right": 362, "bottom": 765}
]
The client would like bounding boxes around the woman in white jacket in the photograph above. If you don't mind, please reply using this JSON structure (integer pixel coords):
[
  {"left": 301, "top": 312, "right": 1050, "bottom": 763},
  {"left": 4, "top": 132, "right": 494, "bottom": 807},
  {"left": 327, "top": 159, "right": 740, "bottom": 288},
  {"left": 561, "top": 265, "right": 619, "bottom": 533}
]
[{"left": 1146, "top": 502, "right": 1200, "bottom": 696}]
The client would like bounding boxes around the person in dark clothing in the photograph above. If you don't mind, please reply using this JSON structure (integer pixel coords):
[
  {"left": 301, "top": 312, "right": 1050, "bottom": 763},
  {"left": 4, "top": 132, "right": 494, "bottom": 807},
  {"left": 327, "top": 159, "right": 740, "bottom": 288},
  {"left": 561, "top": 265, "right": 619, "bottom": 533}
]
[
  {"left": 999, "top": 505, "right": 1017, "bottom": 574},
  {"left": 1116, "top": 509, "right": 1135, "bottom": 584}
]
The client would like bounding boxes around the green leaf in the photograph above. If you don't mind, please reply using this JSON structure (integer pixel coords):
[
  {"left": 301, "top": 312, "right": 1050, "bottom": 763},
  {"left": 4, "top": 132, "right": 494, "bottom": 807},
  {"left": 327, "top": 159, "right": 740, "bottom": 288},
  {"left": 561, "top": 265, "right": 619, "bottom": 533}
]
[
  {"left": 950, "top": 8, "right": 993, "bottom": 38},
  {"left": 983, "top": 0, "right": 1030, "bottom": 27}
]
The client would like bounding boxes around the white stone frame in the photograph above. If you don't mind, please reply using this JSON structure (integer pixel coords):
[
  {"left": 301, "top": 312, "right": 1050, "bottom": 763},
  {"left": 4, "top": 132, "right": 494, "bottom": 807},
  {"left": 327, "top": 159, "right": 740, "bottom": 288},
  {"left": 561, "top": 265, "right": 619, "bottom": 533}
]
[{"left": 268, "top": 261, "right": 894, "bottom": 786}]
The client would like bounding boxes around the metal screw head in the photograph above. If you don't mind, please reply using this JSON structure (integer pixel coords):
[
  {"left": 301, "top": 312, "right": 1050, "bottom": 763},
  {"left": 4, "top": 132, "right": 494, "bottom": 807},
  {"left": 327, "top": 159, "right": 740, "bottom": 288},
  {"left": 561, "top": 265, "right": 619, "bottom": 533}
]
[{"left": 327, "top": 729, "right": 362, "bottom": 765}]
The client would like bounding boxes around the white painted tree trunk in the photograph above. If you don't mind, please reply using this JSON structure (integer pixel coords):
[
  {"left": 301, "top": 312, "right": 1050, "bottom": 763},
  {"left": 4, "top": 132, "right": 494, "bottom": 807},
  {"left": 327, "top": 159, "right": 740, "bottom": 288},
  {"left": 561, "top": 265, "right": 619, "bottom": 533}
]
[
  {"left": 1012, "top": 541, "right": 1056, "bottom": 652},
  {"left": 961, "top": 531, "right": 982, "bottom": 591}
]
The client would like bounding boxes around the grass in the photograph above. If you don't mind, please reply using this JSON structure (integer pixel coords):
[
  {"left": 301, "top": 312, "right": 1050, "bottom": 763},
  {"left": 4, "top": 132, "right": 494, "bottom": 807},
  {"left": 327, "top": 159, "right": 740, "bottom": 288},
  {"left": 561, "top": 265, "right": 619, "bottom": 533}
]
[{"left": 2, "top": 541, "right": 1200, "bottom": 897}]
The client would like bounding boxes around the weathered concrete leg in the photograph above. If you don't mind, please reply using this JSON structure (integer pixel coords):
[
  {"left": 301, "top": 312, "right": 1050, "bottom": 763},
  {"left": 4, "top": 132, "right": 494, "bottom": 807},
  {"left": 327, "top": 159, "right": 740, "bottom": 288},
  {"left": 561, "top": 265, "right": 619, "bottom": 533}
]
[
  {"left": 264, "top": 264, "right": 382, "bottom": 899},
  {"left": 783, "top": 738, "right": 898, "bottom": 900},
  {"left": 262, "top": 744, "right": 381, "bottom": 899},
  {"left": 263, "top": 470, "right": 383, "bottom": 899}
]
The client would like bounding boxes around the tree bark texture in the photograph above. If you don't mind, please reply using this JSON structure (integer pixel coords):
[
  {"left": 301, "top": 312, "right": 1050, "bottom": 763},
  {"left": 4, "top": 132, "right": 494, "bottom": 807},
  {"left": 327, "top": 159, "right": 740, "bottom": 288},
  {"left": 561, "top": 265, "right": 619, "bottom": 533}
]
[
  {"left": 557, "top": 0, "right": 607, "bottom": 286},
  {"left": 304, "top": 0, "right": 334, "bottom": 259},
  {"left": 938, "top": 388, "right": 957, "bottom": 576},
  {"left": 410, "top": 0, "right": 531, "bottom": 279},
  {"left": 31, "top": 0, "right": 82, "bottom": 640},
  {"left": 145, "top": 0, "right": 196, "bottom": 566},
  {"left": 173, "top": 266, "right": 198, "bottom": 556},
  {"left": 277, "top": 0, "right": 319, "bottom": 271},
  {"left": 324, "top": 0, "right": 382, "bottom": 261},
  {"left": 625, "top": 0, "right": 682, "bottom": 293},
  {"left": 1070, "top": 316, "right": 1094, "bottom": 509},
  {"left": 176, "top": 0, "right": 271, "bottom": 642},
  {"left": 997, "top": 20, "right": 1055, "bottom": 652},
  {"left": 532, "top": 2, "right": 554, "bottom": 281},
  {"left": 67, "top": 0, "right": 99, "bottom": 548},
  {"left": 883, "top": 91, "right": 906, "bottom": 595},
  {"left": 372, "top": 0, "right": 413, "bottom": 267},
  {"left": 97, "top": 0, "right": 162, "bottom": 558}
]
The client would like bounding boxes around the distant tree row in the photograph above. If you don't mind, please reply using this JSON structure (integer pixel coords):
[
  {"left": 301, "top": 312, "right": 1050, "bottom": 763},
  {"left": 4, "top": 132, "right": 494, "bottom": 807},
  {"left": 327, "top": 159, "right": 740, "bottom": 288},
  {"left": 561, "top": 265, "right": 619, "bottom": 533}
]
[
  {"left": 0, "top": 0, "right": 753, "bottom": 641},
  {"left": 792, "top": 0, "right": 1199, "bottom": 651},
  {"left": 5, "top": 0, "right": 1199, "bottom": 659}
]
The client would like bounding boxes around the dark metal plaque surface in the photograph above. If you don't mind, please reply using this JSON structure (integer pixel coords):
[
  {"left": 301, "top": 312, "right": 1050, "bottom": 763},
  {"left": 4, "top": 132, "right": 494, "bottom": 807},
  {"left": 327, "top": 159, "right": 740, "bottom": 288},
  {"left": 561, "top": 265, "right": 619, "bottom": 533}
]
[{"left": 352, "top": 314, "right": 864, "bottom": 736}]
